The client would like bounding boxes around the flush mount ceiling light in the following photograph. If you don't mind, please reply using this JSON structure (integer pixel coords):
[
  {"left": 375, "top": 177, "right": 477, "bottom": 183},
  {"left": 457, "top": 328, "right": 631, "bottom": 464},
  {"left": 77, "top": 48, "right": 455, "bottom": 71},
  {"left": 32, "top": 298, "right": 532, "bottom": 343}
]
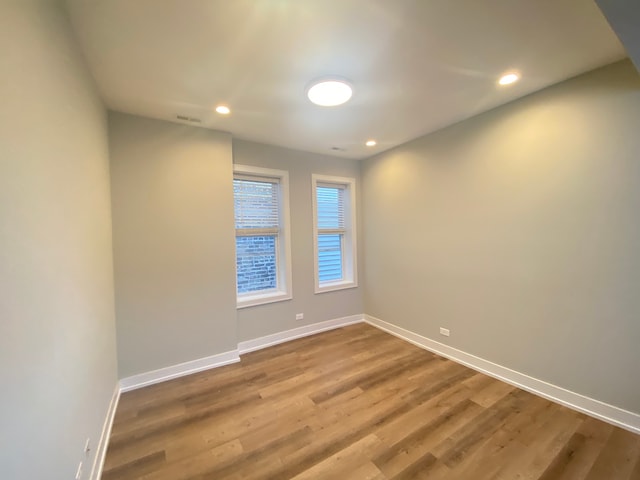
[
  {"left": 306, "top": 77, "right": 353, "bottom": 106},
  {"left": 365, "top": 140, "right": 377, "bottom": 147},
  {"left": 215, "top": 105, "right": 231, "bottom": 115},
  {"left": 498, "top": 72, "right": 520, "bottom": 86}
]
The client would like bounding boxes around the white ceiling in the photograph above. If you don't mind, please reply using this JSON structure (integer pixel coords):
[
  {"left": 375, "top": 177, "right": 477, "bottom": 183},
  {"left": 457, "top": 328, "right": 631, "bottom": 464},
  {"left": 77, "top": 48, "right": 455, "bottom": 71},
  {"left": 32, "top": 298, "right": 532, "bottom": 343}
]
[{"left": 66, "top": 0, "right": 626, "bottom": 159}]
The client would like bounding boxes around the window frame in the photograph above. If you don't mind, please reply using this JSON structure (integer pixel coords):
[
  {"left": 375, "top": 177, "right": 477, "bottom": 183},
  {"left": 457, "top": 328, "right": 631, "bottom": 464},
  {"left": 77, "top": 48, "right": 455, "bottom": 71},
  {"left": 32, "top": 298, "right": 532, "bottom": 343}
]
[
  {"left": 311, "top": 174, "right": 358, "bottom": 294},
  {"left": 234, "top": 164, "right": 292, "bottom": 309}
]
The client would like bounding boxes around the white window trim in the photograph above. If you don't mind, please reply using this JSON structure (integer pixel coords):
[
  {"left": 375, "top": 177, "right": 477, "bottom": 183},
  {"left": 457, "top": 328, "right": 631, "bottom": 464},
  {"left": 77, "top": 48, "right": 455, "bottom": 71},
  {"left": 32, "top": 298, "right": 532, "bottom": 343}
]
[
  {"left": 312, "top": 174, "right": 358, "bottom": 294},
  {"left": 234, "top": 164, "right": 293, "bottom": 309}
]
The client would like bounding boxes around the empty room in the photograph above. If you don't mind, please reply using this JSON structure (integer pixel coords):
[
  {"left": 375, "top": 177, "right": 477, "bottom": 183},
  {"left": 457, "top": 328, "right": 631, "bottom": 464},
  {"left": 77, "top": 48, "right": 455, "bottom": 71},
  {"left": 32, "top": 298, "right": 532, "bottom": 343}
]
[{"left": 2, "top": 0, "right": 640, "bottom": 479}]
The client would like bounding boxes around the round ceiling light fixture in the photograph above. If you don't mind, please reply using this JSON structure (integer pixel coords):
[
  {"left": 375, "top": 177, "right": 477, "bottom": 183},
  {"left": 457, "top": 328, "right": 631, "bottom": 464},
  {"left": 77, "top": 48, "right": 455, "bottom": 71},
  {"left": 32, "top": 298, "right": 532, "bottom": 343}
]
[
  {"left": 215, "top": 105, "right": 231, "bottom": 115},
  {"left": 365, "top": 140, "right": 377, "bottom": 147},
  {"left": 498, "top": 72, "right": 520, "bottom": 86},
  {"left": 306, "top": 77, "right": 353, "bottom": 106}
]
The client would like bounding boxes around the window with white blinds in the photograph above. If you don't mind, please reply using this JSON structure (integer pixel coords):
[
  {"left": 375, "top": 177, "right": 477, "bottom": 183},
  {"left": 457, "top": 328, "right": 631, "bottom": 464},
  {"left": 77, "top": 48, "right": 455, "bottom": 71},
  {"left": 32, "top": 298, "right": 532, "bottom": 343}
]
[
  {"left": 233, "top": 165, "right": 292, "bottom": 308},
  {"left": 234, "top": 177, "right": 279, "bottom": 233},
  {"left": 312, "top": 175, "right": 357, "bottom": 293}
]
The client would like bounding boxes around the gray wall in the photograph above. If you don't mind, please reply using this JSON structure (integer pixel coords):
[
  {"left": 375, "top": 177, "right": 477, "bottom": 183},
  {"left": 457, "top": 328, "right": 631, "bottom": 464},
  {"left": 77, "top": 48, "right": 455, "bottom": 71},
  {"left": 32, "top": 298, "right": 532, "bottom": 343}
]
[
  {"left": 362, "top": 60, "right": 640, "bottom": 414},
  {"left": 233, "top": 140, "right": 364, "bottom": 341},
  {"left": 597, "top": 0, "right": 640, "bottom": 72},
  {"left": 109, "top": 112, "right": 237, "bottom": 378},
  {"left": 0, "top": 1, "right": 118, "bottom": 479}
]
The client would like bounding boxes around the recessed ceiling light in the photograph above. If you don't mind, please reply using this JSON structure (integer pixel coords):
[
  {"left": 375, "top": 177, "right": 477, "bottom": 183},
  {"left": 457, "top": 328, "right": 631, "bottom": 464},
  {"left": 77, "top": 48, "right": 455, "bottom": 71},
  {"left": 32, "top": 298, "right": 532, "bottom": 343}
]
[
  {"left": 307, "top": 78, "right": 353, "bottom": 106},
  {"left": 365, "top": 140, "right": 377, "bottom": 147},
  {"left": 215, "top": 105, "right": 231, "bottom": 115},
  {"left": 498, "top": 72, "right": 520, "bottom": 86}
]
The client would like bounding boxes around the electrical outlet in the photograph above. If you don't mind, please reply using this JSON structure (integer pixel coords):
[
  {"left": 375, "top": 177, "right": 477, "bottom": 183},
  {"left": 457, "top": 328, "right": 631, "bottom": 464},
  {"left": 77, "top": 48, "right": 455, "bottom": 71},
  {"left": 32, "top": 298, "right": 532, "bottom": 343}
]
[
  {"left": 439, "top": 327, "right": 450, "bottom": 337},
  {"left": 295, "top": 313, "right": 304, "bottom": 320},
  {"left": 75, "top": 461, "right": 83, "bottom": 480},
  {"left": 84, "top": 438, "right": 91, "bottom": 456}
]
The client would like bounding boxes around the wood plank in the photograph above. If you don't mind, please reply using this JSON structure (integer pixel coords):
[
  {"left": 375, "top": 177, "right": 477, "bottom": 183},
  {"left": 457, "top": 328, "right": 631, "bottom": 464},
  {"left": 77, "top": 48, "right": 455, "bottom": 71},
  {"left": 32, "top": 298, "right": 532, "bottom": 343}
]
[{"left": 584, "top": 428, "right": 640, "bottom": 480}]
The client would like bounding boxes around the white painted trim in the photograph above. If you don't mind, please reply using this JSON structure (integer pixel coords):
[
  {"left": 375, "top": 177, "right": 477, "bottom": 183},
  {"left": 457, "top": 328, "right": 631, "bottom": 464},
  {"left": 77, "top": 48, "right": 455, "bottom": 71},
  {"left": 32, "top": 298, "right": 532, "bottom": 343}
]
[
  {"left": 238, "top": 314, "right": 364, "bottom": 355},
  {"left": 364, "top": 314, "right": 640, "bottom": 434},
  {"left": 117, "top": 315, "right": 363, "bottom": 395},
  {"left": 109, "top": 311, "right": 638, "bottom": 455},
  {"left": 119, "top": 350, "right": 240, "bottom": 392},
  {"left": 236, "top": 290, "right": 292, "bottom": 309},
  {"left": 90, "top": 383, "right": 120, "bottom": 480}
]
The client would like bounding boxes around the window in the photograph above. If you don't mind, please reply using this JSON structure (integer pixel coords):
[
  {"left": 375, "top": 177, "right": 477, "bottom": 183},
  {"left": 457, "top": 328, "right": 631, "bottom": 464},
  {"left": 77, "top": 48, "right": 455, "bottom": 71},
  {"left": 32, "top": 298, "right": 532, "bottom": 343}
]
[
  {"left": 234, "top": 165, "right": 292, "bottom": 308},
  {"left": 312, "top": 174, "right": 357, "bottom": 293}
]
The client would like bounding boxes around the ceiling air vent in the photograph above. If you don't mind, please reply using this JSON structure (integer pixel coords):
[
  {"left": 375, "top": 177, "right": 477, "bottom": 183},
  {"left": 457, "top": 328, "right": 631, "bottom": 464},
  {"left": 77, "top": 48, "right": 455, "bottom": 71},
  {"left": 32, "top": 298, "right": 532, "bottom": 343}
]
[
  {"left": 176, "top": 115, "right": 202, "bottom": 123},
  {"left": 331, "top": 146, "right": 346, "bottom": 152}
]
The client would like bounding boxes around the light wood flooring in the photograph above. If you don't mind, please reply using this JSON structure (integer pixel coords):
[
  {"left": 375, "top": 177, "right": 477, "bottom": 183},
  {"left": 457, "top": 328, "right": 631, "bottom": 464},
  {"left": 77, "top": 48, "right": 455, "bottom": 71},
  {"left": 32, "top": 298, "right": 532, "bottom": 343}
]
[{"left": 103, "top": 323, "right": 640, "bottom": 479}]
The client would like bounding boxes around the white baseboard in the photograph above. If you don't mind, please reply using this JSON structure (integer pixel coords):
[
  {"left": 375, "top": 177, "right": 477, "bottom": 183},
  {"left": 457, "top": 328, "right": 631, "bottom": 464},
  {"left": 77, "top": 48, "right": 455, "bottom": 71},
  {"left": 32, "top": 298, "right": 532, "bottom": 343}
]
[
  {"left": 117, "top": 314, "right": 363, "bottom": 395},
  {"left": 90, "top": 383, "right": 120, "bottom": 480},
  {"left": 119, "top": 349, "right": 241, "bottom": 393},
  {"left": 109, "top": 311, "right": 638, "bottom": 449},
  {"left": 364, "top": 314, "right": 640, "bottom": 435},
  {"left": 238, "top": 314, "right": 364, "bottom": 355}
]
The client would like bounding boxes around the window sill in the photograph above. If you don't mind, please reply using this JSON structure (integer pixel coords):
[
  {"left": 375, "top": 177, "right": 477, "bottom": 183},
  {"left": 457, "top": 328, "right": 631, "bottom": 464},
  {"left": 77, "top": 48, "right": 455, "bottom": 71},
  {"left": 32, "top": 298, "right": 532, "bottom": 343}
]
[
  {"left": 237, "top": 290, "right": 292, "bottom": 309},
  {"left": 314, "top": 280, "right": 358, "bottom": 294}
]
